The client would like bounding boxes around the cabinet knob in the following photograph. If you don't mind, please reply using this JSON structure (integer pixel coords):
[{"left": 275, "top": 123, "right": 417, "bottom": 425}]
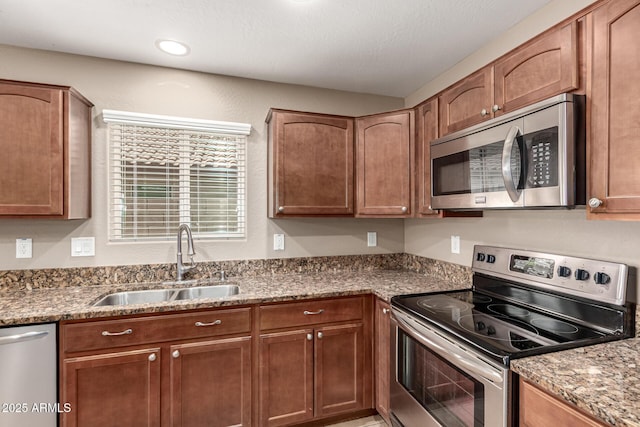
[
  {"left": 382, "top": 308, "right": 390, "bottom": 315},
  {"left": 401, "top": 206, "right": 408, "bottom": 213},
  {"left": 317, "top": 332, "right": 323, "bottom": 339},
  {"left": 149, "top": 353, "right": 157, "bottom": 362},
  {"left": 480, "top": 108, "right": 489, "bottom": 117},
  {"left": 307, "top": 333, "right": 313, "bottom": 341},
  {"left": 278, "top": 206, "right": 285, "bottom": 213},
  {"left": 589, "top": 198, "right": 603, "bottom": 209},
  {"left": 492, "top": 104, "right": 502, "bottom": 113},
  {"left": 172, "top": 350, "right": 180, "bottom": 359}
]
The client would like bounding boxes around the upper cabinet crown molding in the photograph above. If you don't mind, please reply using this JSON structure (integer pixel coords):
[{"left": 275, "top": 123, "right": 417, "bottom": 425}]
[{"left": 0, "top": 79, "right": 93, "bottom": 219}]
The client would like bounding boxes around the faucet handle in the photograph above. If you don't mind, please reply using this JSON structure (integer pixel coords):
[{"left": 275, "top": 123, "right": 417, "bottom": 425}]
[{"left": 219, "top": 270, "right": 227, "bottom": 281}]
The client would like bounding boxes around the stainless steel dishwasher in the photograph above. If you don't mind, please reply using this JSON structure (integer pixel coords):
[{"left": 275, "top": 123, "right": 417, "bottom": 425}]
[{"left": 0, "top": 323, "right": 57, "bottom": 427}]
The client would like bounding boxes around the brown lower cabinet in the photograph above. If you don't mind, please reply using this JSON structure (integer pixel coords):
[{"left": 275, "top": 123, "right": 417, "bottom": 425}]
[
  {"left": 519, "top": 379, "right": 608, "bottom": 427},
  {"left": 258, "top": 296, "right": 373, "bottom": 426},
  {"left": 60, "top": 307, "right": 253, "bottom": 427},
  {"left": 374, "top": 299, "right": 391, "bottom": 424}
]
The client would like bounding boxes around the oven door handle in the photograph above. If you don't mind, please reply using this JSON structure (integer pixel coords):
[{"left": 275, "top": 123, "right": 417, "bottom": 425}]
[{"left": 394, "top": 311, "right": 504, "bottom": 385}]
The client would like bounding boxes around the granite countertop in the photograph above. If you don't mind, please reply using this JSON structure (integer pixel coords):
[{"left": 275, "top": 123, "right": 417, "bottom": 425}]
[
  {"left": 0, "top": 269, "right": 466, "bottom": 326},
  {"left": 511, "top": 339, "right": 640, "bottom": 427}
]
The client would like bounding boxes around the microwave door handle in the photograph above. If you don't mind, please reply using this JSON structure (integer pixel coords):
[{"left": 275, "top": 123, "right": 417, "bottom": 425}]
[{"left": 502, "top": 125, "right": 522, "bottom": 203}]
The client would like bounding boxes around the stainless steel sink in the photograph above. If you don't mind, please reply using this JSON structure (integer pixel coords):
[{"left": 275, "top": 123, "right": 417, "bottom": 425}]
[
  {"left": 92, "top": 289, "right": 176, "bottom": 306},
  {"left": 91, "top": 284, "right": 240, "bottom": 307},
  {"left": 174, "top": 284, "right": 239, "bottom": 300}
]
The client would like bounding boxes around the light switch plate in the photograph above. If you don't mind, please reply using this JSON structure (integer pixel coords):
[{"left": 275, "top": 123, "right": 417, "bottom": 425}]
[
  {"left": 451, "top": 235, "right": 461, "bottom": 254},
  {"left": 367, "top": 231, "right": 377, "bottom": 247},
  {"left": 71, "top": 237, "right": 95, "bottom": 257},
  {"left": 273, "top": 234, "right": 285, "bottom": 251},
  {"left": 16, "top": 238, "right": 32, "bottom": 259}
]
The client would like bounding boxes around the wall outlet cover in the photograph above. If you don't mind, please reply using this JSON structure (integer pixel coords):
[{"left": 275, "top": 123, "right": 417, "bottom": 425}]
[
  {"left": 367, "top": 231, "right": 377, "bottom": 247},
  {"left": 451, "top": 235, "right": 461, "bottom": 254},
  {"left": 273, "top": 234, "right": 285, "bottom": 251},
  {"left": 71, "top": 237, "right": 95, "bottom": 257}
]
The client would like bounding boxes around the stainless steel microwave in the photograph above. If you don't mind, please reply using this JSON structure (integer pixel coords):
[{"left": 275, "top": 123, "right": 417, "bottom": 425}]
[{"left": 430, "top": 94, "right": 585, "bottom": 210}]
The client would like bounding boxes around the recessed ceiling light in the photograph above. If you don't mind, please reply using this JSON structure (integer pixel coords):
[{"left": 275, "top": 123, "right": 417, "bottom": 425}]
[{"left": 155, "top": 39, "right": 190, "bottom": 56}]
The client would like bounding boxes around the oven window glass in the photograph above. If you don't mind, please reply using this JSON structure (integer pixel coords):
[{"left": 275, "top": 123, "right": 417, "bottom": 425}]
[
  {"left": 397, "top": 329, "right": 484, "bottom": 427},
  {"left": 432, "top": 138, "right": 522, "bottom": 196}
]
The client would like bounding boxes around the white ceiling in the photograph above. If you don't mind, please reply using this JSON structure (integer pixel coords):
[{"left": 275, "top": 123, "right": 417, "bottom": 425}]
[{"left": 0, "top": 0, "right": 552, "bottom": 98}]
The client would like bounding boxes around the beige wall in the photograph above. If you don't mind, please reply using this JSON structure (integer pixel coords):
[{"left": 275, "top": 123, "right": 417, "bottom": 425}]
[{"left": 0, "top": 45, "right": 404, "bottom": 270}]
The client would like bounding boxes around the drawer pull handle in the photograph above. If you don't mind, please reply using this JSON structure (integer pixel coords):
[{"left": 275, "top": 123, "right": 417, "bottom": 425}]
[
  {"left": 148, "top": 353, "right": 157, "bottom": 362},
  {"left": 195, "top": 320, "right": 222, "bottom": 327},
  {"left": 101, "top": 328, "right": 133, "bottom": 336},
  {"left": 303, "top": 309, "right": 324, "bottom": 316}
]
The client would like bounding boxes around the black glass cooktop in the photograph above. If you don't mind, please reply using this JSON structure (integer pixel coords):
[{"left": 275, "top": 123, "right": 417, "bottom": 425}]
[{"left": 391, "top": 277, "right": 629, "bottom": 365}]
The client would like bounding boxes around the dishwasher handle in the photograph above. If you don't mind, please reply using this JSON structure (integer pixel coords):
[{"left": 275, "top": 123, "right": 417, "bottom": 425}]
[{"left": 0, "top": 330, "right": 49, "bottom": 346}]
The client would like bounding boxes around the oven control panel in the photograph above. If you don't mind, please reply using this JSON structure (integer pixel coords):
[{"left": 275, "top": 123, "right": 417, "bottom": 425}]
[{"left": 472, "top": 245, "right": 629, "bottom": 306}]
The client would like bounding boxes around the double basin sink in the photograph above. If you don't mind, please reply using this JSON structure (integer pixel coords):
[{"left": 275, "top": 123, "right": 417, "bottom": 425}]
[{"left": 92, "top": 283, "right": 239, "bottom": 307}]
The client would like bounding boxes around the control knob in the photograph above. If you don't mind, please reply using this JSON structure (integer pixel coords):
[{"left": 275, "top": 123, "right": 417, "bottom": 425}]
[
  {"left": 575, "top": 269, "right": 590, "bottom": 281},
  {"left": 594, "top": 272, "right": 611, "bottom": 285},
  {"left": 476, "top": 321, "right": 486, "bottom": 331},
  {"left": 476, "top": 253, "right": 486, "bottom": 262},
  {"left": 487, "top": 325, "right": 496, "bottom": 336},
  {"left": 557, "top": 266, "right": 572, "bottom": 278},
  {"left": 486, "top": 254, "right": 496, "bottom": 263}
]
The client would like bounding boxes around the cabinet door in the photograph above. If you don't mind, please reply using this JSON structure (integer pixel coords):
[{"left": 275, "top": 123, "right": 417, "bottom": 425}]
[
  {"left": 438, "top": 68, "right": 493, "bottom": 136},
  {"left": 494, "top": 21, "right": 579, "bottom": 116},
  {"left": 356, "top": 110, "right": 414, "bottom": 217},
  {"left": 61, "top": 348, "right": 161, "bottom": 427},
  {"left": 519, "top": 380, "right": 607, "bottom": 427},
  {"left": 169, "top": 336, "right": 252, "bottom": 427},
  {"left": 259, "top": 329, "right": 314, "bottom": 426},
  {"left": 0, "top": 83, "right": 64, "bottom": 215},
  {"left": 268, "top": 110, "right": 354, "bottom": 216},
  {"left": 374, "top": 300, "right": 391, "bottom": 423},
  {"left": 588, "top": 0, "right": 640, "bottom": 218},
  {"left": 415, "top": 98, "right": 440, "bottom": 217},
  {"left": 314, "top": 323, "right": 365, "bottom": 417}
]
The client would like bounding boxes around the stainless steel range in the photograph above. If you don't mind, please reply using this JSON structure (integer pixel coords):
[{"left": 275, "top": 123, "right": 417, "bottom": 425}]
[{"left": 390, "top": 245, "right": 635, "bottom": 427}]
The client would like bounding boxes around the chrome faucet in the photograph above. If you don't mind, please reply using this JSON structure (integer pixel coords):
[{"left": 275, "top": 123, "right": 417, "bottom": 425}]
[{"left": 176, "top": 224, "right": 196, "bottom": 281}]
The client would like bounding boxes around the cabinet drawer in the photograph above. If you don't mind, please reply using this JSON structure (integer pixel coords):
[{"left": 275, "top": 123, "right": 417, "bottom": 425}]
[
  {"left": 62, "top": 307, "right": 251, "bottom": 353},
  {"left": 260, "top": 297, "right": 363, "bottom": 330}
]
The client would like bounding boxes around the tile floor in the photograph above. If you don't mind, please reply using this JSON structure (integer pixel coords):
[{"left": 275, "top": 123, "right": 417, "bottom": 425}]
[{"left": 327, "top": 415, "right": 388, "bottom": 427}]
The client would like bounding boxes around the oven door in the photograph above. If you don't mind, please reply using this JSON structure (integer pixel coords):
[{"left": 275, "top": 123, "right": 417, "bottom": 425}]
[{"left": 390, "top": 309, "right": 509, "bottom": 427}]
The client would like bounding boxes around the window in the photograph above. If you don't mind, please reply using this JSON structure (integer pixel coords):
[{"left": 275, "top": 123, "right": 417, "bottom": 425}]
[{"left": 103, "top": 110, "right": 251, "bottom": 241}]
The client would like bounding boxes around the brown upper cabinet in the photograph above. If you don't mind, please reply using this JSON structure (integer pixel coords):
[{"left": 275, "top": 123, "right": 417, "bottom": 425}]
[
  {"left": 0, "top": 79, "right": 92, "bottom": 218},
  {"left": 356, "top": 109, "right": 414, "bottom": 217},
  {"left": 587, "top": 0, "right": 640, "bottom": 219},
  {"left": 415, "top": 97, "right": 440, "bottom": 217},
  {"left": 267, "top": 109, "right": 354, "bottom": 217},
  {"left": 439, "top": 21, "right": 580, "bottom": 136}
]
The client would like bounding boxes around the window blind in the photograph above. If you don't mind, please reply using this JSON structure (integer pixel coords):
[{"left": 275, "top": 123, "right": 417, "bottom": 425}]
[{"left": 104, "top": 110, "right": 250, "bottom": 241}]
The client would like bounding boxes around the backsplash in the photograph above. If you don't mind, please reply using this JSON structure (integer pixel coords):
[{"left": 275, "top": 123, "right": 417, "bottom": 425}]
[{"left": 0, "top": 253, "right": 470, "bottom": 292}]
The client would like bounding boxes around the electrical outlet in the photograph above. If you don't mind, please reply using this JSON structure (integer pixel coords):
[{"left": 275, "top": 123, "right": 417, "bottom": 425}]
[
  {"left": 367, "top": 231, "right": 377, "bottom": 247},
  {"left": 451, "top": 235, "right": 461, "bottom": 254},
  {"left": 16, "top": 238, "right": 32, "bottom": 259},
  {"left": 273, "top": 234, "right": 285, "bottom": 251}
]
